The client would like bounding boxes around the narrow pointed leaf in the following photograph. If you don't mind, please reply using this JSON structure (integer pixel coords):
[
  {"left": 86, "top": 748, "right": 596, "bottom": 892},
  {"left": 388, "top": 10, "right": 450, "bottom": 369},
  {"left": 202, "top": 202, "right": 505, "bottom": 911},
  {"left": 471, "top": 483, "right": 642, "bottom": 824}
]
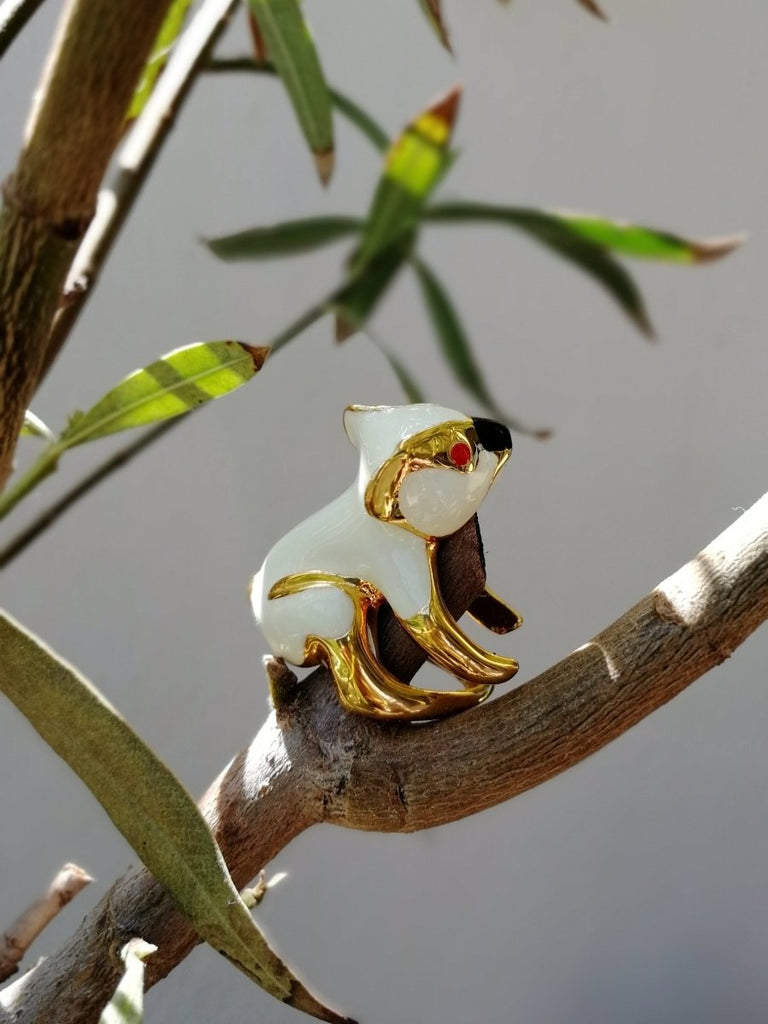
[
  {"left": 335, "top": 234, "right": 414, "bottom": 340},
  {"left": 425, "top": 201, "right": 655, "bottom": 336},
  {"left": 206, "top": 216, "right": 364, "bottom": 261},
  {"left": 247, "top": 0, "right": 334, "bottom": 183},
  {"left": 20, "top": 410, "right": 56, "bottom": 442},
  {"left": 58, "top": 342, "right": 268, "bottom": 448},
  {"left": 353, "top": 85, "right": 461, "bottom": 272},
  {"left": 551, "top": 211, "right": 744, "bottom": 263},
  {"left": 327, "top": 85, "right": 388, "bottom": 152},
  {"left": 0, "top": 613, "right": 351, "bottom": 1023},
  {"left": 126, "top": 0, "right": 193, "bottom": 123},
  {"left": 413, "top": 257, "right": 550, "bottom": 437},
  {"left": 98, "top": 939, "right": 156, "bottom": 1024},
  {"left": 417, "top": 0, "right": 452, "bottom": 51}
]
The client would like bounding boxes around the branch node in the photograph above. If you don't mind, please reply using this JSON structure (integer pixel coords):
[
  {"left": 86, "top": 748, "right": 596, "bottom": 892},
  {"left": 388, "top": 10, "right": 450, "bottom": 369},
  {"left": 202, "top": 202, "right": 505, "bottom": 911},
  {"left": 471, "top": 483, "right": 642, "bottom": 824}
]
[{"left": 264, "top": 656, "right": 300, "bottom": 714}]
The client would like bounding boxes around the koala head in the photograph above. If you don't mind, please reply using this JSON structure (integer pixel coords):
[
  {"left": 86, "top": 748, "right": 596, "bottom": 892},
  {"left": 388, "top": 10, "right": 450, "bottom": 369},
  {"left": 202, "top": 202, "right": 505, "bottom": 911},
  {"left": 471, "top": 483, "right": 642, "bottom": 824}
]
[{"left": 343, "top": 403, "right": 512, "bottom": 538}]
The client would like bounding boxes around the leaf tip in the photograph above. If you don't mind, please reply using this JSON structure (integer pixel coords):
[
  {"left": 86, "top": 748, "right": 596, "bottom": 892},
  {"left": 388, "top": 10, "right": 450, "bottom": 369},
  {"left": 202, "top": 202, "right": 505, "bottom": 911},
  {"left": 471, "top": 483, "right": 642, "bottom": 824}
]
[
  {"left": 690, "top": 231, "right": 747, "bottom": 264},
  {"left": 238, "top": 343, "right": 270, "bottom": 371},
  {"left": 334, "top": 313, "right": 356, "bottom": 342},
  {"left": 578, "top": 0, "right": 609, "bottom": 20},
  {"left": 427, "top": 82, "right": 462, "bottom": 131},
  {"left": 314, "top": 148, "right": 335, "bottom": 187}
]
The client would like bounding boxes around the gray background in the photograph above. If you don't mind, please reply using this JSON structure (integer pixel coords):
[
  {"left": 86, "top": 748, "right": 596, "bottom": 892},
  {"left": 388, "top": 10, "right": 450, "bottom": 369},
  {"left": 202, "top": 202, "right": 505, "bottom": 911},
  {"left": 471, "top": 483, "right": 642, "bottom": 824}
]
[{"left": 2, "top": 1, "right": 767, "bottom": 1022}]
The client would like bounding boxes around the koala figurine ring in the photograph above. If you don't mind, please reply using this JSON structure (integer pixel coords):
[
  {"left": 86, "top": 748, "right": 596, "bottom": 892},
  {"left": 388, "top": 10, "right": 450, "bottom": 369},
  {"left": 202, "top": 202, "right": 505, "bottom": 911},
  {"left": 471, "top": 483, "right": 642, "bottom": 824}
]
[{"left": 250, "top": 403, "right": 521, "bottom": 720}]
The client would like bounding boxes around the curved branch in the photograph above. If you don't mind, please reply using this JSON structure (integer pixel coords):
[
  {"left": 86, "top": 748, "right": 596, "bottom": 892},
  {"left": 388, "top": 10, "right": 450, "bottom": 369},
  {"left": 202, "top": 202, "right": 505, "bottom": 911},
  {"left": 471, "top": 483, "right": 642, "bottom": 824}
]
[{"left": 2, "top": 496, "right": 767, "bottom": 1023}]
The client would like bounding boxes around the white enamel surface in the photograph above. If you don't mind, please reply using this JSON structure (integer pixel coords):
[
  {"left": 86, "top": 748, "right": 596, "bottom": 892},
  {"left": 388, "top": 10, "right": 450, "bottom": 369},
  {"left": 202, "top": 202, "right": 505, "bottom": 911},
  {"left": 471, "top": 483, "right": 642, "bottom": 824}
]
[{"left": 252, "top": 404, "right": 508, "bottom": 666}]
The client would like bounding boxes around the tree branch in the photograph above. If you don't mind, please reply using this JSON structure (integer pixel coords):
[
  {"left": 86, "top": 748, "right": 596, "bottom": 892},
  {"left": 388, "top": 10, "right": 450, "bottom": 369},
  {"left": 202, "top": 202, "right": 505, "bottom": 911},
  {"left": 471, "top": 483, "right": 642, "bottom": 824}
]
[
  {"left": 41, "top": 0, "right": 239, "bottom": 384},
  {"left": 0, "top": 0, "right": 172, "bottom": 490},
  {"left": 2, "top": 495, "right": 767, "bottom": 1023}
]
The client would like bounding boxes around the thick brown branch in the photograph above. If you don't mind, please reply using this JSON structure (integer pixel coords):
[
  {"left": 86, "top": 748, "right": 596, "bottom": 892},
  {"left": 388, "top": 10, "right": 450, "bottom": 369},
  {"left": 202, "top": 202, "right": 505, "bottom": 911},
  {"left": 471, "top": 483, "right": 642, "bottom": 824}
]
[
  {"left": 0, "top": 0, "right": 171, "bottom": 489},
  {"left": 2, "top": 497, "right": 767, "bottom": 1023}
]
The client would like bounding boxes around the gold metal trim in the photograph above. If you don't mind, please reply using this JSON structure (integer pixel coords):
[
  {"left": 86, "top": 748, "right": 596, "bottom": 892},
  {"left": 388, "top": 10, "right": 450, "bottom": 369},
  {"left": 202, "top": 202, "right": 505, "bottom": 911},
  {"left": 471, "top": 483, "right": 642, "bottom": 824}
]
[
  {"left": 268, "top": 567, "right": 493, "bottom": 720},
  {"left": 364, "top": 419, "right": 478, "bottom": 531}
]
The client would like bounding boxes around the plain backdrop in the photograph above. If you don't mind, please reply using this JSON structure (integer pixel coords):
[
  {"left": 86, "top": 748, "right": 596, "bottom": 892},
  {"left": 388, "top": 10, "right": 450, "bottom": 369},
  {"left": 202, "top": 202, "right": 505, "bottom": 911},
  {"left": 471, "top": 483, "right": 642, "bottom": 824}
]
[{"left": 1, "top": 2, "right": 767, "bottom": 1023}]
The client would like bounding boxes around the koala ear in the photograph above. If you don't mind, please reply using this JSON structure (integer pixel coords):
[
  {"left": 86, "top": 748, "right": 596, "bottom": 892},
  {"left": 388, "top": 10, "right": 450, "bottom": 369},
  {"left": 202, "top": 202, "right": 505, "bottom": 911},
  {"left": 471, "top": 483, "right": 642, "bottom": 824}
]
[{"left": 343, "top": 405, "right": 386, "bottom": 449}]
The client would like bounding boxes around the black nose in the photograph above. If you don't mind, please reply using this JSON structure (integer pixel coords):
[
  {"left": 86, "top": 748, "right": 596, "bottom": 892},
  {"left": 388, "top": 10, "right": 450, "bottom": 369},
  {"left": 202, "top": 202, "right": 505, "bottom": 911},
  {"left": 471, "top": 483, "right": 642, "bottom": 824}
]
[{"left": 472, "top": 417, "right": 512, "bottom": 453}]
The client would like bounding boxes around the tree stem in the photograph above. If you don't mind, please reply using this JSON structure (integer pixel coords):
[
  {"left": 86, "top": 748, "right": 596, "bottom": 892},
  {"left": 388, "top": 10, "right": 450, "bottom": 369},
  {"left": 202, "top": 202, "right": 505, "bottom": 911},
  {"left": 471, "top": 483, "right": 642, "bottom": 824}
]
[{"left": 3, "top": 495, "right": 767, "bottom": 1022}]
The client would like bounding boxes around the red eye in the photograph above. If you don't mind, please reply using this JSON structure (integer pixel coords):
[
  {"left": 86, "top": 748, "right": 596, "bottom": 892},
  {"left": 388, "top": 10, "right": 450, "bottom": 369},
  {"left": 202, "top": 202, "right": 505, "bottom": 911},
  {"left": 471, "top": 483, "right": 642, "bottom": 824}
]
[{"left": 449, "top": 442, "right": 472, "bottom": 467}]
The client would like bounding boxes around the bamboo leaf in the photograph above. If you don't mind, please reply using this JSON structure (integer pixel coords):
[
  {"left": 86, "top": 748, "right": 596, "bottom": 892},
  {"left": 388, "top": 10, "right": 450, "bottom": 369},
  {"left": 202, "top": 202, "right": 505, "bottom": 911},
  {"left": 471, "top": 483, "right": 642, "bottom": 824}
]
[
  {"left": 334, "top": 234, "right": 414, "bottom": 341},
  {"left": 353, "top": 85, "right": 461, "bottom": 273},
  {"left": 206, "top": 216, "right": 364, "bottom": 261},
  {"left": 98, "top": 939, "right": 156, "bottom": 1024},
  {"left": 412, "top": 257, "right": 550, "bottom": 438},
  {"left": 551, "top": 210, "right": 744, "bottom": 263},
  {"left": 0, "top": 612, "right": 352, "bottom": 1024},
  {"left": 59, "top": 342, "right": 268, "bottom": 448},
  {"left": 417, "top": 0, "right": 452, "bottom": 51},
  {"left": 425, "top": 201, "right": 655, "bottom": 336},
  {"left": 247, "top": 0, "right": 334, "bottom": 183},
  {"left": 20, "top": 410, "right": 56, "bottom": 442},
  {"left": 327, "top": 87, "right": 389, "bottom": 152},
  {"left": 126, "top": 0, "right": 193, "bottom": 123}
]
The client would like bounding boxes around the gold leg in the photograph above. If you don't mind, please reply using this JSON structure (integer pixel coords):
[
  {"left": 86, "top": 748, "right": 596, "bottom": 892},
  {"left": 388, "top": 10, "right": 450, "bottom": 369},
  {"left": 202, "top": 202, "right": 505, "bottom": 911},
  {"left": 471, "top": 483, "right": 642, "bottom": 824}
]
[
  {"left": 401, "top": 541, "right": 519, "bottom": 686},
  {"left": 306, "top": 593, "right": 492, "bottom": 720}
]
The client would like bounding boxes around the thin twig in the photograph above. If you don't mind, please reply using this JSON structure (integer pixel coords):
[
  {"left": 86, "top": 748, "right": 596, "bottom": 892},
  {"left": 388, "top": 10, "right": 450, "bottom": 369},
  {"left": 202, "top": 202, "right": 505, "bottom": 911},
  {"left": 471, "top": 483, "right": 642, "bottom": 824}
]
[
  {"left": 0, "top": 420, "right": 179, "bottom": 569},
  {"left": 0, "top": 0, "right": 48, "bottom": 60},
  {"left": 0, "top": 863, "right": 93, "bottom": 982},
  {"left": 41, "top": 0, "right": 240, "bottom": 383},
  {"left": 2, "top": 494, "right": 768, "bottom": 1023}
]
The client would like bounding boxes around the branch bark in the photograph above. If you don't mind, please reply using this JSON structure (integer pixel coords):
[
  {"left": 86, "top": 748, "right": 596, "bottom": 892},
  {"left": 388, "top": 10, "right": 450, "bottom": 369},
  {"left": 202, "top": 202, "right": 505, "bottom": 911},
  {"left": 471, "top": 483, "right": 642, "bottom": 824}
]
[
  {"left": 2, "top": 494, "right": 767, "bottom": 1023},
  {"left": 0, "top": 0, "right": 172, "bottom": 490}
]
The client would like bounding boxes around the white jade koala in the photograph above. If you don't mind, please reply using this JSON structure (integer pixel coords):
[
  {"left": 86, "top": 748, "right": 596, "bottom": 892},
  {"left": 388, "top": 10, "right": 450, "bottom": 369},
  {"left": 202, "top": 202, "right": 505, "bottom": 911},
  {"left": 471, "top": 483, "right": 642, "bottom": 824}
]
[{"left": 250, "top": 403, "right": 521, "bottom": 720}]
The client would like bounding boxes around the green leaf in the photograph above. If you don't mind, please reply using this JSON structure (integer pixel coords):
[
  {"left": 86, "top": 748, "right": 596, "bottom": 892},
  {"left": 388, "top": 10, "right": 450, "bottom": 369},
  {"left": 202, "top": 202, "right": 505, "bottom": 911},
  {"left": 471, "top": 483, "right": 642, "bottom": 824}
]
[
  {"left": 417, "top": 0, "right": 452, "bottom": 51},
  {"left": 0, "top": 612, "right": 351, "bottom": 1024},
  {"left": 334, "top": 234, "right": 413, "bottom": 341},
  {"left": 425, "top": 201, "right": 655, "bottom": 337},
  {"left": 206, "top": 216, "right": 364, "bottom": 261},
  {"left": 412, "top": 257, "right": 550, "bottom": 438},
  {"left": 98, "top": 939, "right": 156, "bottom": 1024},
  {"left": 353, "top": 86, "right": 461, "bottom": 273},
  {"left": 551, "top": 210, "right": 744, "bottom": 263},
  {"left": 247, "top": 0, "right": 334, "bottom": 183},
  {"left": 126, "top": 0, "right": 193, "bottom": 123},
  {"left": 326, "top": 86, "right": 388, "bottom": 152},
  {"left": 20, "top": 410, "right": 56, "bottom": 442},
  {"left": 59, "top": 342, "right": 268, "bottom": 448}
]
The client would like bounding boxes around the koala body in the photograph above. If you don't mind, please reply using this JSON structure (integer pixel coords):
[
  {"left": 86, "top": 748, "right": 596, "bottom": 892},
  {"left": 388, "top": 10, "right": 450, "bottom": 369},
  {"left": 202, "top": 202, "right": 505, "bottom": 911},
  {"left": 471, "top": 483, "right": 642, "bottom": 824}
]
[{"left": 251, "top": 403, "right": 521, "bottom": 719}]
